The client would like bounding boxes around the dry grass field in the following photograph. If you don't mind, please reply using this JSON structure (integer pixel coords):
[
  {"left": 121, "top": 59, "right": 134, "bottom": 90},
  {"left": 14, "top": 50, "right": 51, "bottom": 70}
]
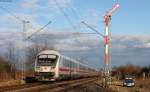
[{"left": 111, "top": 78, "right": 150, "bottom": 92}]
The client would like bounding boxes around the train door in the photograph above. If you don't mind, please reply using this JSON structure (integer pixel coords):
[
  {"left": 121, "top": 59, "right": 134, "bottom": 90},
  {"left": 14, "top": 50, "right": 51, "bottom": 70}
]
[{"left": 55, "top": 55, "right": 60, "bottom": 78}]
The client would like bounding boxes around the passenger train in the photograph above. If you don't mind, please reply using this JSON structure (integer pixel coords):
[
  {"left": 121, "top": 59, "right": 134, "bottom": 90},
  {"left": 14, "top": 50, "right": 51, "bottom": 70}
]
[{"left": 34, "top": 50, "right": 98, "bottom": 81}]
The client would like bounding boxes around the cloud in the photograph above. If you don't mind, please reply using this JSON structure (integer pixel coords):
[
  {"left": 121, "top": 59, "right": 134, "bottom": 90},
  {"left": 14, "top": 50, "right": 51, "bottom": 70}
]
[
  {"left": 55, "top": 44, "right": 90, "bottom": 51},
  {"left": 135, "top": 43, "right": 150, "bottom": 48},
  {"left": 110, "top": 35, "right": 150, "bottom": 66},
  {"left": 48, "top": 0, "right": 72, "bottom": 9},
  {"left": 111, "top": 35, "right": 150, "bottom": 49},
  {"left": 29, "top": 31, "right": 96, "bottom": 51},
  {"left": 0, "top": 30, "right": 150, "bottom": 68},
  {"left": 20, "top": 0, "right": 39, "bottom": 9},
  {"left": 19, "top": 0, "right": 73, "bottom": 22}
]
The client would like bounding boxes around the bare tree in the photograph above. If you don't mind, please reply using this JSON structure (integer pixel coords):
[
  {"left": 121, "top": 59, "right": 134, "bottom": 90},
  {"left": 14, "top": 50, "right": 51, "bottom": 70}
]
[
  {"left": 113, "top": 64, "right": 141, "bottom": 79},
  {"left": 5, "top": 41, "right": 18, "bottom": 79},
  {"left": 0, "top": 57, "right": 12, "bottom": 80}
]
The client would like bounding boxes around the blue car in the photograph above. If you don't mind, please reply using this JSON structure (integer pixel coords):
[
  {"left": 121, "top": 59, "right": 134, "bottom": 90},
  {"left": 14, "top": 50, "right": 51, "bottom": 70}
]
[{"left": 123, "top": 78, "right": 135, "bottom": 87}]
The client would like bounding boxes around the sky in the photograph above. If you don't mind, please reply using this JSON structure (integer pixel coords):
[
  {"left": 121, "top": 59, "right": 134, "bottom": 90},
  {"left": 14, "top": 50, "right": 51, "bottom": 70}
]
[
  {"left": 0, "top": 0, "right": 150, "bottom": 69},
  {"left": 0, "top": 0, "right": 150, "bottom": 35}
]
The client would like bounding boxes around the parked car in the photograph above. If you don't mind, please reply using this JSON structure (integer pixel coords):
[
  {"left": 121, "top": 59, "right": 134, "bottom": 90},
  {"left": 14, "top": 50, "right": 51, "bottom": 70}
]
[{"left": 123, "top": 78, "right": 135, "bottom": 87}]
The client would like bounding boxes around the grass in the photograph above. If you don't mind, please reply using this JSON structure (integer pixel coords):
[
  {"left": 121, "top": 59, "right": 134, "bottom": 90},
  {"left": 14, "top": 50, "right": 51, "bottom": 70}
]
[
  {"left": 110, "top": 78, "right": 150, "bottom": 92},
  {"left": 0, "top": 79, "right": 25, "bottom": 87}
]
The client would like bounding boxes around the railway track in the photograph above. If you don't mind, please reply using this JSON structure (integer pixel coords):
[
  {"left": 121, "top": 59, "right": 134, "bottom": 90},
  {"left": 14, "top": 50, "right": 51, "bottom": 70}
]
[
  {"left": 1, "top": 77, "right": 98, "bottom": 92},
  {"left": 43, "top": 78, "right": 97, "bottom": 92}
]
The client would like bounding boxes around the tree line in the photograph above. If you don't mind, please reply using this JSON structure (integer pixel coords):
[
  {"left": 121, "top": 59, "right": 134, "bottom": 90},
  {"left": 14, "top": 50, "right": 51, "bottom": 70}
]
[
  {"left": 112, "top": 64, "right": 150, "bottom": 79},
  {"left": 0, "top": 42, "right": 56, "bottom": 81}
]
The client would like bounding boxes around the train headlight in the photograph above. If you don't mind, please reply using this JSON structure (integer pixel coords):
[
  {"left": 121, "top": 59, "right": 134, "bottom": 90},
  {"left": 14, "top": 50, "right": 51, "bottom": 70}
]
[
  {"left": 36, "top": 67, "right": 40, "bottom": 71},
  {"left": 49, "top": 72, "right": 55, "bottom": 76},
  {"left": 51, "top": 66, "right": 55, "bottom": 69}
]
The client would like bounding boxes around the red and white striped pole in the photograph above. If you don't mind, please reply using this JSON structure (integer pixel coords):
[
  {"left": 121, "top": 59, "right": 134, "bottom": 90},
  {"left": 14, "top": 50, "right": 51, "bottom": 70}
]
[
  {"left": 104, "top": 16, "right": 110, "bottom": 66},
  {"left": 104, "top": 3, "right": 120, "bottom": 67}
]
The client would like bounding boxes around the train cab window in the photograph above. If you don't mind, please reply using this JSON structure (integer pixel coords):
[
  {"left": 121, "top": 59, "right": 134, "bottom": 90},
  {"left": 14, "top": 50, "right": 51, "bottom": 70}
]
[{"left": 37, "top": 54, "right": 58, "bottom": 66}]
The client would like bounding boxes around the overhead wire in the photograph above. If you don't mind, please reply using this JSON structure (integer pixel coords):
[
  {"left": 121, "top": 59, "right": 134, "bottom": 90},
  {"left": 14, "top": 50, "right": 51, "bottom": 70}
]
[
  {"left": 66, "top": 2, "right": 103, "bottom": 37},
  {"left": 26, "top": 21, "right": 52, "bottom": 40},
  {"left": 54, "top": 0, "right": 77, "bottom": 30},
  {"left": 81, "top": 21, "right": 105, "bottom": 38},
  {"left": 0, "top": 6, "right": 22, "bottom": 22},
  {"left": 53, "top": 0, "right": 84, "bottom": 51},
  {"left": 66, "top": 2, "right": 102, "bottom": 47},
  {"left": 66, "top": 3, "right": 85, "bottom": 32},
  {"left": 67, "top": 2, "right": 105, "bottom": 38},
  {"left": 0, "top": 6, "right": 55, "bottom": 41},
  {"left": 53, "top": 0, "right": 99, "bottom": 37},
  {"left": 53, "top": 0, "right": 87, "bottom": 60}
]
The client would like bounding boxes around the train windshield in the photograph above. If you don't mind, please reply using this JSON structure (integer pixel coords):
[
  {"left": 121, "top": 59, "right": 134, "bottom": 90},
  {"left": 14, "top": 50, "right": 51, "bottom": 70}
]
[{"left": 37, "top": 54, "right": 58, "bottom": 66}]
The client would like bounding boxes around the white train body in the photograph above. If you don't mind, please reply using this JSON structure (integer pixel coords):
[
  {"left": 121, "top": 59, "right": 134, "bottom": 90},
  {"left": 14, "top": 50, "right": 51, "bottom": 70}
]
[{"left": 34, "top": 50, "right": 97, "bottom": 81}]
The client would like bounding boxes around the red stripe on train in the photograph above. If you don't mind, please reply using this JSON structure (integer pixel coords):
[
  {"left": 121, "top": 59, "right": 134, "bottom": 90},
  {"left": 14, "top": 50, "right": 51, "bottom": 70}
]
[
  {"left": 59, "top": 68, "right": 89, "bottom": 73},
  {"left": 59, "top": 68, "right": 70, "bottom": 72}
]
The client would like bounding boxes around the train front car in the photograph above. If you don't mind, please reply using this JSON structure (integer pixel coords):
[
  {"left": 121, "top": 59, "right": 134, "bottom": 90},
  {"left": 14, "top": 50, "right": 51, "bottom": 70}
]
[{"left": 34, "top": 50, "right": 60, "bottom": 81}]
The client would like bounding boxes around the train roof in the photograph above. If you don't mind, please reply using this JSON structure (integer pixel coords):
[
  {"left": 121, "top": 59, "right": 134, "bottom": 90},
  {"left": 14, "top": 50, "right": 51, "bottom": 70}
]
[{"left": 38, "top": 50, "right": 61, "bottom": 56}]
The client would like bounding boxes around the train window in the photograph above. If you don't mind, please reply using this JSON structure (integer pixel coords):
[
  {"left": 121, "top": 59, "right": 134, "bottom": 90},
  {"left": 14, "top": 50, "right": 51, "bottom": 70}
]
[
  {"left": 76, "top": 63, "right": 78, "bottom": 68},
  {"left": 62, "top": 59, "right": 77, "bottom": 68},
  {"left": 64, "top": 59, "right": 67, "bottom": 67},
  {"left": 74, "top": 63, "right": 76, "bottom": 68},
  {"left": 83, "top": 66, "right": 85, "bottom": 70},
  {"left": 70, "top": 61, "right": 72, "bottom": 68},
  {"left": 48, "top": 55, "right": 57, "bottom": 59},
  {"left": 79, "top": 65, "right": 82, "bottom": 70},
  {"left": 37, "top": 54, "right": 58, "bottom": 66},
  {"left": 63, "top": 58, "right": 69, "bottom": 67},
  {"left": 72, "top": 62, "right": 75, "bottom": 68},
  {"left": 39, "top": 55, "right": 47, "bottom": 58},
  {"left": 62, "top": 58, "right": 66, "bottom": 66},
  {"left": 71, "top": 62, "right": 75, "bottom": 68},
  {"left": 67, "top": 60, "right": 70, "bottom": 67}
]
